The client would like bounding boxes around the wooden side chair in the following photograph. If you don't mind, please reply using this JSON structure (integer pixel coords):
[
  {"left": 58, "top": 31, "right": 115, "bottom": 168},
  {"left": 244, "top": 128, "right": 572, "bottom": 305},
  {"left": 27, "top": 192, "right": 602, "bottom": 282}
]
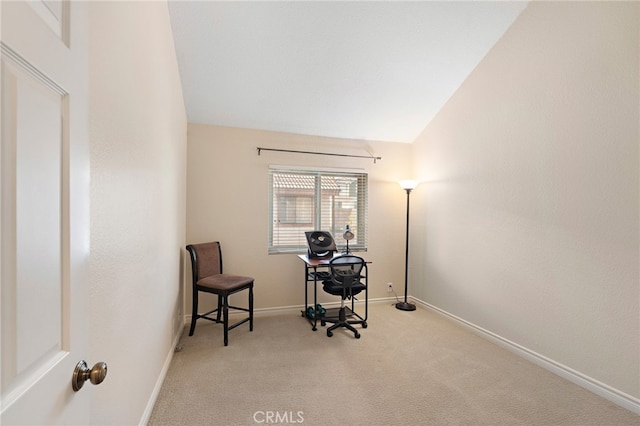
[{"left": 186, "top": 242, "right": 254, "bottom": 346}]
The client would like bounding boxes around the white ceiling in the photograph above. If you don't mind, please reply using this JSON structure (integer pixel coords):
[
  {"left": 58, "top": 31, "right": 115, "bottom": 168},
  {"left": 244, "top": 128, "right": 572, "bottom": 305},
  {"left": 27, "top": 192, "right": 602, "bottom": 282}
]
[{"left": 168, "top": 1, "right": 528, "bottom": 143}]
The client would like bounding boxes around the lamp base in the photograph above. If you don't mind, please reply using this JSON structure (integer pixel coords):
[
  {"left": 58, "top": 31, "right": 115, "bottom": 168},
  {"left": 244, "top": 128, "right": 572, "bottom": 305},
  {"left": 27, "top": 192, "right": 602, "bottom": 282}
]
[{"left": 395, "top": 301, "right": 416, "bottom": 311}]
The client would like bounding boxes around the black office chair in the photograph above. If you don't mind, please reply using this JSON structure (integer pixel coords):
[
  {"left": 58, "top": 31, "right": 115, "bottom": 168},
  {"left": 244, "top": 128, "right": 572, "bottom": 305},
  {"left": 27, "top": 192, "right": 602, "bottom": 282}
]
[
  {"left": 321, "top": 255, "right": 367, "bottom": 338},
  {"left": 186, "top": 242, "right": 254, "bottom": 346}
]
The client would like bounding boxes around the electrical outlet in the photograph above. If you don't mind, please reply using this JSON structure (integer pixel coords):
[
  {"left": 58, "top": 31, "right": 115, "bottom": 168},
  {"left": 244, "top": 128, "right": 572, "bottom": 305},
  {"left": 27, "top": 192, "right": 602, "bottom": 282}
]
[{"left": 387, "top": 283, "right": 393, "bottom": 292}]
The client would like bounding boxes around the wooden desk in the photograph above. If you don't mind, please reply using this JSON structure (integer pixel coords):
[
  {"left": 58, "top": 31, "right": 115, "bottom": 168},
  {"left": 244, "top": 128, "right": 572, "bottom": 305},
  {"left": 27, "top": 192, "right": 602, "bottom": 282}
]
[{"left": 297, "top": 253, "right": 369, "bottom": 331}]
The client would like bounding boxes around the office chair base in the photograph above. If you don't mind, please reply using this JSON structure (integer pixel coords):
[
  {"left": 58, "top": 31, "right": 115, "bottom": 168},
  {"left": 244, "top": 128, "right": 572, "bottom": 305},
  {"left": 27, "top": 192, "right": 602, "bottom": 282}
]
[
  {"left": 327, "top": 329, "right": 360, "bottom": 339},
  {"left": 395, "top": 301, "right": 416, "bottom": 311},
  {"left": 325, "top": 306, "right": 362, "bottom": 338},
  {"left": 327, "top": 324, "right": 360, "bottom": 339},
  {"left": 321, "top": 320, "right": 368, "bottom": 328}
]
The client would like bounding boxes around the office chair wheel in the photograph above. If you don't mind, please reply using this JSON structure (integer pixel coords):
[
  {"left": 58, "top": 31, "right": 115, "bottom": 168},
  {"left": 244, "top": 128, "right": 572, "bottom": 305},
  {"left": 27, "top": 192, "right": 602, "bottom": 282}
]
[
  {"left": 362, "top": 322, "right": 367, "bottom": 328},
  {"left": 327, "top": 330, "right": 333, "bottom": 337},
  {"left": 355, "top": 332, "right": 360, "bottom": 339}
]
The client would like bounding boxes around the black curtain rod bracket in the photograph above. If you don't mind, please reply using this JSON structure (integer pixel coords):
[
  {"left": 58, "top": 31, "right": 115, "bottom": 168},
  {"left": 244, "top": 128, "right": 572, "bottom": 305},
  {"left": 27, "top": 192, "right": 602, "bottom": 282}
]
[{"left": 257, "top": 147, "right": 381, "bottom": 164}]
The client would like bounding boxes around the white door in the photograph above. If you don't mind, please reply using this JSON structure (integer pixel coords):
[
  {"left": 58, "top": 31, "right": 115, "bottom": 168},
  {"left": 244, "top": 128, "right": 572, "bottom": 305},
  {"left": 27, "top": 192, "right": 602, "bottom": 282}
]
[{"left": 1, "top": 1, "right": 94, "bottom": 424}]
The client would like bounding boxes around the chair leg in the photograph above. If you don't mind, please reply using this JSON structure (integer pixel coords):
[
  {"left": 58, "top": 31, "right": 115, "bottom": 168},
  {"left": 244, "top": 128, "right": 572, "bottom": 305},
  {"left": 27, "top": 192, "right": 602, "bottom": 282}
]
[
  {"left": 189, "top": 289, "right": 199, "bottom": 336},
  {"left": 222, "top": 294, "right": 229, "bottom": 346},
  {"left": 216, "top": 296, "right": 222, "bottom": 322},
  {"left": 249, "top": 285, "right": 254, "bottom": 332}
]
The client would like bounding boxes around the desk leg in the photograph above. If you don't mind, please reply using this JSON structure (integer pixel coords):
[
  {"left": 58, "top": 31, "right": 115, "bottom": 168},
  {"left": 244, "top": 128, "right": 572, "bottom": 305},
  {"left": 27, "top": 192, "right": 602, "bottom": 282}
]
[
  {"left": 302, "top": 264, "right": 308, "bottom": 318},
  {"left": 312, "top": 268, "right": 318, "bottom": 331},
  {"left": 301, "top": 263, "right": 325, "bottom": 331},
  {"left": 301, "top": 264, "right": 319, "bottom": 331}
]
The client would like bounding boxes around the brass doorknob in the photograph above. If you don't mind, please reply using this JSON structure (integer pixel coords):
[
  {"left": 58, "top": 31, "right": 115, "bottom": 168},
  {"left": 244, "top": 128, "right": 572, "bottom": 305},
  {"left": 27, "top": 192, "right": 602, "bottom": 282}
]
[{"left": 72, "top": 360, "right": 108, "bottom": 391}]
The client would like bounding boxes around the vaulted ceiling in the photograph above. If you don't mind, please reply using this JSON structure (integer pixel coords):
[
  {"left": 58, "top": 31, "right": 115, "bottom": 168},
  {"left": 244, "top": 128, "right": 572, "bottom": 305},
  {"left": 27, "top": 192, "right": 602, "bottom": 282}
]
[{"left": 168, "top": 1, "right": 528, "bottom": 143}]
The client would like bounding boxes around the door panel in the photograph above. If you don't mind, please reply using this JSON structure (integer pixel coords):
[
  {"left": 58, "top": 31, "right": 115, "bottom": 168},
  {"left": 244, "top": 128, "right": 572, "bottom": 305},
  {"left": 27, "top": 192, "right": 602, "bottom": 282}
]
[
  {"left": 27, "top": 0, "right": 68, "bottom": 42},
  {"left": 2, "top": 49, "right": 66, "bottom": 399},
  {"left": 15, "top": 70, "right": 63, "bottom": 376},
  {"left": 1, "top": 1, "right": 90, "bottom": 424}
]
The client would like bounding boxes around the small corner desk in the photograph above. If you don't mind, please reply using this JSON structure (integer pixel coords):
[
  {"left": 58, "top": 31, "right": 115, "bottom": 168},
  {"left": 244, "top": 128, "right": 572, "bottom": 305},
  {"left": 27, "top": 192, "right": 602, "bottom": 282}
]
[{"left": 297, "top": 253, "right": 369, "bottom": 331}]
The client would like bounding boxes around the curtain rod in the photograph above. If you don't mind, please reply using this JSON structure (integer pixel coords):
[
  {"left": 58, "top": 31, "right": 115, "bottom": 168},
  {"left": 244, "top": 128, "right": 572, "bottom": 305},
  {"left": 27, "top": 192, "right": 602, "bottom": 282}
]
[{"left": 257, "top": 147, "right": 382, "bottom": 164}]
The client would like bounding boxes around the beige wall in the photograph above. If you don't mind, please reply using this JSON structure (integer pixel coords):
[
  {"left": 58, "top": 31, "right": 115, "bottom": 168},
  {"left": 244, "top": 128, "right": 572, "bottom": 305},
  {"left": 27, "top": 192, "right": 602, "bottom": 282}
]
[
  {"left": 411, "top": 1, "right": 639, "bottom": 403},
  {"left": 88, "top": 2, "right": 187, "bottom": 424},
  {"left": 186, "top": 124, "right": 413, "bottom": 312}
]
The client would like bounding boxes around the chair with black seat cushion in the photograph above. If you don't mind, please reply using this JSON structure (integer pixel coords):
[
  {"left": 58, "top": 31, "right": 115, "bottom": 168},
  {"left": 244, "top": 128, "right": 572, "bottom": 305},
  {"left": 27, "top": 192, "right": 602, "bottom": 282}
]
[
  {"left": 322, "top": 254, "right": 367, "bottom": 338},
  {"left": 186, "top": 242, "right": 254, "bottom": 346}
]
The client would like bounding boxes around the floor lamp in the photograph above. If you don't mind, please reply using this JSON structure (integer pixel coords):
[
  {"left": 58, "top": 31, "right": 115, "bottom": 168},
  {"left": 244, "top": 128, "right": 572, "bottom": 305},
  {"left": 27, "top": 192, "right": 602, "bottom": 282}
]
[{"left": 396, "top": 180, "right": 417, "bottom": 311}]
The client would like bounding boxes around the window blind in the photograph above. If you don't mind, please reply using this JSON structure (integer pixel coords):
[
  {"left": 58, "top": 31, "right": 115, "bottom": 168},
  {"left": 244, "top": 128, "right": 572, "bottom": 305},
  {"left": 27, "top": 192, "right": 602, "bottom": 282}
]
[{"left": 268, "top": 167, "right": 368, "bottom": 254}]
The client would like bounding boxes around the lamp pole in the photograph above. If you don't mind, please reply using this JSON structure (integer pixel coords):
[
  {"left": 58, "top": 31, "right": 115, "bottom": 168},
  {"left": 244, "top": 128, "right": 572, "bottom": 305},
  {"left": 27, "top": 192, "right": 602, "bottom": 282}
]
[{"left": 396, "top": 182, "right": 416, "bottom": 311}]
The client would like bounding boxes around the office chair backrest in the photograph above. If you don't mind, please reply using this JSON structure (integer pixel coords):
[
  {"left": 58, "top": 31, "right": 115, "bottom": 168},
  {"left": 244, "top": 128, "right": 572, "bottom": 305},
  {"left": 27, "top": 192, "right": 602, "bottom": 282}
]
[
  {"left": 187, "top": 242, "right": 223, "bottom": 281},
  {"left": 329, "top": 255, "right": 364, "bottom": 289}
]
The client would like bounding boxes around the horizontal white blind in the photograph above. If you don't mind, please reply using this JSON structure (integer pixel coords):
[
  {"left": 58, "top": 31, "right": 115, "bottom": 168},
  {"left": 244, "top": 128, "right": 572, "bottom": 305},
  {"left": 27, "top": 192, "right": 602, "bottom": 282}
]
[{"left": 268, "top": 168, "right": 368, "bottom": 254}]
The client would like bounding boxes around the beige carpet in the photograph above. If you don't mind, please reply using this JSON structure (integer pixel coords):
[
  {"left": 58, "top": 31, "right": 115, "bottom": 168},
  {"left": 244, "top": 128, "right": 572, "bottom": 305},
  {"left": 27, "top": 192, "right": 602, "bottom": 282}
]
[{"left": 148, "top": 303, "right": 638, "bottom": 426}]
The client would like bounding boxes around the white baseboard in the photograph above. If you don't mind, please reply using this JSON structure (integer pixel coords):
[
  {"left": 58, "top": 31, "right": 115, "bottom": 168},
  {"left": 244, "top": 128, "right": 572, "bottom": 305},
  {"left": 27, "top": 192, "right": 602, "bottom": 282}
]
[
  {"left": 410, "top": 297, "right": 640, "bottom": 415},
  {"left": 139, "top": 321, "right": 184, "bottom": 426}
]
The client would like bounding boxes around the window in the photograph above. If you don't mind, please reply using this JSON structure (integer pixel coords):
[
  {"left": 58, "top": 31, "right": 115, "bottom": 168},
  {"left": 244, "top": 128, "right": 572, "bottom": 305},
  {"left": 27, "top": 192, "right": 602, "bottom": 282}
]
[{"left": 269, "top": 167, "right": 368, "bottom": 254}]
